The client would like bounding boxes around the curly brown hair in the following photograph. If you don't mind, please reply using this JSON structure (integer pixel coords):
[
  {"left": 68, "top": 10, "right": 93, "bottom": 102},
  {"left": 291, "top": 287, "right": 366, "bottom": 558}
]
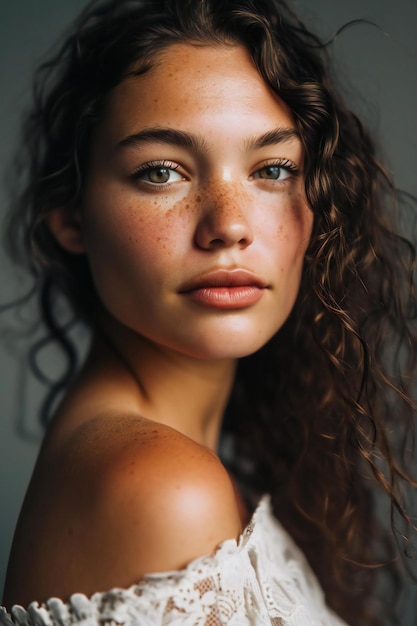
[{"left": 4, "top": 0, "right": 417, "bottom": 623}]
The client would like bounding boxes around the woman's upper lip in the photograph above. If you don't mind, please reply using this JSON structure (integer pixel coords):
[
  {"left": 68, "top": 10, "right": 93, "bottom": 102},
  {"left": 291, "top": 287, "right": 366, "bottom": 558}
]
[{"left": 179, "top": 269, "right": 268, "bottom": 292}]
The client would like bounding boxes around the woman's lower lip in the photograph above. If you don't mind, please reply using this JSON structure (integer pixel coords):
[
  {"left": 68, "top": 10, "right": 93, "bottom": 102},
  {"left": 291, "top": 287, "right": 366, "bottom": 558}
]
[{"left": 184, "top": 286, "right": 264, "bottom": 308}]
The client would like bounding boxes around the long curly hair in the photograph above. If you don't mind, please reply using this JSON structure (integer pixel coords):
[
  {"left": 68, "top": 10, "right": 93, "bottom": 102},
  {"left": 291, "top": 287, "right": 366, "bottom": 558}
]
[{"left": 4, "top": 0, "right": 417, "bottom": 623}]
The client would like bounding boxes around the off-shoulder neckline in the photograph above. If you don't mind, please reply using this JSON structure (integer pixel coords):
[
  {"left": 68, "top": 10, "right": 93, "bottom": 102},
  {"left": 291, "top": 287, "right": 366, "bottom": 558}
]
[{"left": 1, "top": 495, "right": 272, "bottom": 617}]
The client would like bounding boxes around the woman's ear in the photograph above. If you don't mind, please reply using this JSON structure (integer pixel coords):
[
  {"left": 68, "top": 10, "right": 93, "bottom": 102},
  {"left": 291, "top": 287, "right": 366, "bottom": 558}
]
[{"left": 47, "top": 206, "right": 86, "bottom": 254}]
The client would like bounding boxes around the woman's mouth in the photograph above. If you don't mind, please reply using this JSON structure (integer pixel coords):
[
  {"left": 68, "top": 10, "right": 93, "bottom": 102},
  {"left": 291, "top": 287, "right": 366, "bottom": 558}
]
[{"left": 179, "top": 269, "right": 268, "bottom": 309}]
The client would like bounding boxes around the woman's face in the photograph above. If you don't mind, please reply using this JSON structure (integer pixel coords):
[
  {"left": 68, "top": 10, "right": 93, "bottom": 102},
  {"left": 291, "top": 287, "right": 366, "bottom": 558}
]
[{"left": 80, "top": 43, "right": 313, "bottom": 360}]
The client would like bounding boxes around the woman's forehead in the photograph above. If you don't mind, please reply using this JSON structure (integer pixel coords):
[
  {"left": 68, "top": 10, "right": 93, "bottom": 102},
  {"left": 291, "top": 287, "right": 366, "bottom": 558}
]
[{"left": 94, "top": 43, "right": 297, "bottom": 150}]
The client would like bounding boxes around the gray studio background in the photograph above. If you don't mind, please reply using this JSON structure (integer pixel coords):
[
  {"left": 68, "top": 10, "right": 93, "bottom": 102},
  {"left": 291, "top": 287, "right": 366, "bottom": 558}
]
[{"left": 0, "top": 0, "right": 416, "bottom": 619}]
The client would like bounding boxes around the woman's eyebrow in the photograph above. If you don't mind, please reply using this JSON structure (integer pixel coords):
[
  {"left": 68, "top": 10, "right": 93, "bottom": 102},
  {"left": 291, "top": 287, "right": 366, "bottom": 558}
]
[
  {"left": 245, "top": 127, "right": 301, "bottom": 150},
  {"left": 116, "top": 128, "right": 210, "bottom": 153},
  {"left": 116, "top": 126, "right": 300, "bottom": 153}
]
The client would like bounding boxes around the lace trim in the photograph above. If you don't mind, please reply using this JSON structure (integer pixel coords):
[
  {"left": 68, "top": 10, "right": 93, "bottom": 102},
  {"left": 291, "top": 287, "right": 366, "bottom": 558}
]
[{"left": 0, "top": 497, "right": 348, "bottom": 626}]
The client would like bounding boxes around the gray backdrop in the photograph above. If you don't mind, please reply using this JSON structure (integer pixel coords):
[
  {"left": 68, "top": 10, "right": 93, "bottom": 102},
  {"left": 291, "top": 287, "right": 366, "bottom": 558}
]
[{"left": 1, "top": 0, "right": 416, "bottom": 619}]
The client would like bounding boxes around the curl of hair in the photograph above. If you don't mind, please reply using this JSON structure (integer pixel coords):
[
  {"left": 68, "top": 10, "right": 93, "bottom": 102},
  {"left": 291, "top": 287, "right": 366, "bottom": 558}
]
[{"left": 4, "top": 0, "right": 417, "bottom": 623}]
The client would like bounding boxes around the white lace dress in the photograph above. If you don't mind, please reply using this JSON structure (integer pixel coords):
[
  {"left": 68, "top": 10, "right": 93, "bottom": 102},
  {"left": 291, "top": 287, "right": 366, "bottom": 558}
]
[{"left": 0, "top": 496, "right": 348, "bottom": 626}]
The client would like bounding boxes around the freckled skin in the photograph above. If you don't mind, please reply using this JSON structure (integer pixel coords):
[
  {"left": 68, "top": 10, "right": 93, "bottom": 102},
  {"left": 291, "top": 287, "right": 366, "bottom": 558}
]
[{"left": 80, "top": 43, "right": 313, "bottom": 360}]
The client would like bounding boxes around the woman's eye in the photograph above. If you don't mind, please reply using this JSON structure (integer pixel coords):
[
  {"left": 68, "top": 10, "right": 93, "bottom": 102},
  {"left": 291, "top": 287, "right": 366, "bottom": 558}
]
[
  {"left": 135, "top": 165, "right": 184, "bottom": 184},
  {"left": 253, "top": 165, "right": 292, "bottom": 181}
]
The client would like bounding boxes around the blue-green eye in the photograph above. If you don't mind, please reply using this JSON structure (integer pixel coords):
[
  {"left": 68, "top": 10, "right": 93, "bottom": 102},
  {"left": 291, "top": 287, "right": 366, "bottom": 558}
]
[
  {"left": 145, "top": 167, "right": 183, "bottom": 184},
  {"left": 253, "top": 164, "right": 292, "bottom": 181},
  {"left": 133, "top": 162, "right": 184, "bottom": 184}
]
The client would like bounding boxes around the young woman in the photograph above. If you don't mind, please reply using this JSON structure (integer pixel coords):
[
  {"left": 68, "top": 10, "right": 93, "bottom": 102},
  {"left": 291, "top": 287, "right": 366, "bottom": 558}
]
[{"left": 1, "top": 0, "right": 416, "bottom": 624}]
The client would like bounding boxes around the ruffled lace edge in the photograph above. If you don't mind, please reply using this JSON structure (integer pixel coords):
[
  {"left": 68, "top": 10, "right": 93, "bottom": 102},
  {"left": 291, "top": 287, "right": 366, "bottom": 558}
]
[{"left": 0, "top": 495, "right": 271, "bottom": 624}]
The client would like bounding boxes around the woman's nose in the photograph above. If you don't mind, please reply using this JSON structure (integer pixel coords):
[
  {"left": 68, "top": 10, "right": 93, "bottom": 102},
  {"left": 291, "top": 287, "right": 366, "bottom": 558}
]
[{"left": 194, "top": 183, "right": 254, "bottom": 251}]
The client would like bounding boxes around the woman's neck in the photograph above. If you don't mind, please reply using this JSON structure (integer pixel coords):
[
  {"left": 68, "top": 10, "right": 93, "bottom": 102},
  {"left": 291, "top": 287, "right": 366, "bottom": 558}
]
[{"left": 86, "top": 317, "right": 237, "bottom": 452}]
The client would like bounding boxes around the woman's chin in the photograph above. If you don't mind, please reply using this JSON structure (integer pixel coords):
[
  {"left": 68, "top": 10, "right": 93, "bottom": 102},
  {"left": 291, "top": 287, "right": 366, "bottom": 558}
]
[{"left": 175, "top": 333, "right": 273, "bottom": 362}]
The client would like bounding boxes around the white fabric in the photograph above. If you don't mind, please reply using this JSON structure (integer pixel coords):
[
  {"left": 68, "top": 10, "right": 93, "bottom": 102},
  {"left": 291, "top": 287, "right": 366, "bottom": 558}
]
[{"left": 0, "top": 496, "right": 348, "bottom": 625}]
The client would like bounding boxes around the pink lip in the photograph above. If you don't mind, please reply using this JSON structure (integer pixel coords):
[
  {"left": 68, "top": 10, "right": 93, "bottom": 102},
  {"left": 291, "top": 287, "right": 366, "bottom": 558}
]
[{"left": 180, "top": 269, "right": 268, "bottom": 309}]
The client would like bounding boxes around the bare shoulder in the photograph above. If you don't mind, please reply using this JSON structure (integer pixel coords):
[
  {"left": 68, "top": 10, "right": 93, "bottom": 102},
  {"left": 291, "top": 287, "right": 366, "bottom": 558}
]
[
  {"left": 4, "top": 416, "right": 241, "bottom": 606},
  {"left": 92, "top": 418, "right": 242, "bottom": 564},
  {"left": 77, "top": 416, "right": 243, "bottom": 569}
]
